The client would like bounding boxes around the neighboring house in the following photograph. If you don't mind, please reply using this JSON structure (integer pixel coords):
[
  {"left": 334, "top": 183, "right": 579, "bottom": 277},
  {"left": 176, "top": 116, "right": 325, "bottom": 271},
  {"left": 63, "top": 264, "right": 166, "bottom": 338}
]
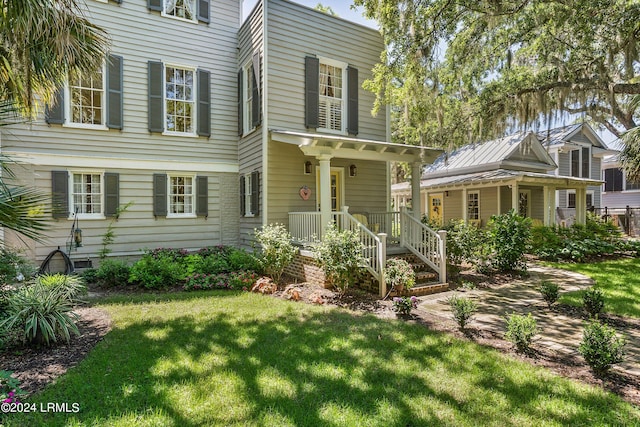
[
  {"left": 1, "top": 0, "right": 445, "bottom": 295},
  {"left": 537, "top": 123, "right": 614, "bottom": 224},
  {"left": 391, "top": 130, "right": 602, "bottom": 227},
  {"left": 600, "top": 140, "right": 640, "bottom": 235}
]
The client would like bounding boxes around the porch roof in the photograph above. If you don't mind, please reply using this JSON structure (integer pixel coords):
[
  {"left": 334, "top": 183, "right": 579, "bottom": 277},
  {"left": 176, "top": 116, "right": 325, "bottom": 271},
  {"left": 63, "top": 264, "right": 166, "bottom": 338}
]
[
  {"left": 270, "top": 129, "right": 443, "bottom": 163},
  {"left": 392, "top": 169, "right": 603, "bottom": 194}
]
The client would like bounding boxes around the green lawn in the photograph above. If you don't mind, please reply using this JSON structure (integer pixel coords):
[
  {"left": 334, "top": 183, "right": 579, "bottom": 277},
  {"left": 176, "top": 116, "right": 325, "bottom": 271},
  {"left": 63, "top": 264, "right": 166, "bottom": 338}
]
[
  {"left": 549, "top": 257, "right": 640, "bottom": 318},
  {"left": 5, "top": 291, "right": 639, "bottom": 426}
]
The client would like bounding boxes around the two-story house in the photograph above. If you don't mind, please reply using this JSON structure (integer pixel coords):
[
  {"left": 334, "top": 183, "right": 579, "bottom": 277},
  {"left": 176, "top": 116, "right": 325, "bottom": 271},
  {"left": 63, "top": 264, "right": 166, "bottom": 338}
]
[{"left": 2, "top": 0, "right": 445, "bottom": 294}]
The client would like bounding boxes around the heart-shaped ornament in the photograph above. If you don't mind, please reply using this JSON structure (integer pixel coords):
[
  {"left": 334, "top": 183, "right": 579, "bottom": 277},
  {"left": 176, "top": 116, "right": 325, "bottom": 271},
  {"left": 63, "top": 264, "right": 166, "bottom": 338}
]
[{"left": 299, "top": 186, "right": 311, "bottom": 200}]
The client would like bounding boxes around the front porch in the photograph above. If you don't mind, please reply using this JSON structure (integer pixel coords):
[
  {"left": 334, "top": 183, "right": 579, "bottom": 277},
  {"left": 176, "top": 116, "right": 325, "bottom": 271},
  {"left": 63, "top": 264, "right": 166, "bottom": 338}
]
[{"left": 287, "top": 206, "right": 447, "bottom": 297}]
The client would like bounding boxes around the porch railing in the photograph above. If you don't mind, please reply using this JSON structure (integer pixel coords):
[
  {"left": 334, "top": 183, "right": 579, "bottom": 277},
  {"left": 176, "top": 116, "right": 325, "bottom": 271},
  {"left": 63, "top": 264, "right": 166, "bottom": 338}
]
[
  {"left": 368, "top": 211, "right": 401, "bottom": 244},
  {"left": 400, "top": 209, "right": 447, "bottom": 284}
]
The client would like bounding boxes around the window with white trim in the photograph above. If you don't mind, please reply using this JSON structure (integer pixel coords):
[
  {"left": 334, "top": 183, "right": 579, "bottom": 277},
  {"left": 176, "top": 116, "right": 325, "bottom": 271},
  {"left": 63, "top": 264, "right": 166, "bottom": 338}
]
[
  {"left": 163, "top": 0, "right": 196, "bottom": 21},
  {"left": 243, "top": 173, "right": 253, "bottom": 216},
  {"left": 318, "top": 59, "right": 346, "bottom": 133},
  {"left": 67, "top": 67, "right": 105, "bottom": 127},
  {"left": 467, "top": 191, "right": 479, "bottom": 220},
  {"left": 169, "top": 175, "right": 194, "bottom": 215},
  {"left": 243, "top": 62, "right": 254, "bottom": 134},
  {"left": 567, "top": 190, "right": 594, "bottom": 209},
  {"left": 165, "top": 65, "right": 195, "bottom": 134},
  {"left": 570, "top": 147, "right": 590, "bottom": 178},
  {"left": 71, "top": 172, "right": 103, "bottom": 218}
]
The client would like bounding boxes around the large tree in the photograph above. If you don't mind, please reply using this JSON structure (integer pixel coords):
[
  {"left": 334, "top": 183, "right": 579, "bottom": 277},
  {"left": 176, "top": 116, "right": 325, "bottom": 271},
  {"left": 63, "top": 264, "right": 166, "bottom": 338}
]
[
  {"left": 0, "top": 0, "right": 109, "bottom": 241},
  {"left": 353, "top": 0, "right": 640, "bottom": 176}
]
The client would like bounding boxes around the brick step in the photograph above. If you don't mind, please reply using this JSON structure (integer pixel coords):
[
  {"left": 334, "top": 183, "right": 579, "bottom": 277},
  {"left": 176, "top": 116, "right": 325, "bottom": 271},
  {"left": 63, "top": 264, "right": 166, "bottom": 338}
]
[
  {"left": 408, "top": 283, "right": 449, "bottom": 296},
  {"left": 415, "top": 271, "right": 437, "bottom": 282}
]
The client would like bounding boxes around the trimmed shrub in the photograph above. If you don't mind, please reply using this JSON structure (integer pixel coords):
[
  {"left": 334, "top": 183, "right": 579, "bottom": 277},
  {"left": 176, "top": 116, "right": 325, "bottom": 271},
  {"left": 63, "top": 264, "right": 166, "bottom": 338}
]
[
  {"left": 539, "top": 281, "right": 560, "bottom": 308},
  {"left": 487, "top": 210, "right": 531, "bottom": 272},
  {"left": 583, "top": 288, "right": 605, "bottom": 317},
  {"left": 385, "top": 258, "right": 415, "bottom": 292},
  {"left": 314, "top": 224, "right": 364, "bottom": 295},
  {"left": 442, "top": 220, "right": 488, "bottom": 268},
  {"left": 448, "top": 295, "right": 477, "bottom": 330},
  {"left": 185, "top": 254, "right": 230, "bottom": 276},
  {"left": 505, "top": 313, "right": 538, "bottom": 352},
  {"left": 579, "top": 319, "right": 626, "bottom": 374},
  {"left": 129, "top": 252, "right": 184, "bottom": 289},
  {"left": 254, "top": 224, "right": 297, "bottom": 283},
  {"left": 0, "top": 281, "right": 80, "bottom": 346},
  {"left": 95, "top": 260, "right": 131, "bottom": 288}
]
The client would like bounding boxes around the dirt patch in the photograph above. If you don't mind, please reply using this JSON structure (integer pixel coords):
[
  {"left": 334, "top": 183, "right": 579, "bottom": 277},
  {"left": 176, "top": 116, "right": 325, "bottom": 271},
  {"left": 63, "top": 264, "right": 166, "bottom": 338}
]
[{"left": 0, "top": 306, "right": 112, "bottom": 395}]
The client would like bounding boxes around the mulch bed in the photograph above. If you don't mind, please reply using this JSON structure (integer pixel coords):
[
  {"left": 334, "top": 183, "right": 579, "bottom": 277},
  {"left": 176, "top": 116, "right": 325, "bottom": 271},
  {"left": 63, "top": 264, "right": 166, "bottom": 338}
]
[{"left": 2, "top": 274, "right": 639, "bottom": 407}]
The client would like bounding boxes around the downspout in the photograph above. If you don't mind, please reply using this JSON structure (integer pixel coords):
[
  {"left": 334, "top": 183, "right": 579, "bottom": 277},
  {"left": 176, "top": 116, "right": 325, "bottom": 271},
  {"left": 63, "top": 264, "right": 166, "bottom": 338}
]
[{"left": 261, "top": 0, "right": 269, "bottom": 226}]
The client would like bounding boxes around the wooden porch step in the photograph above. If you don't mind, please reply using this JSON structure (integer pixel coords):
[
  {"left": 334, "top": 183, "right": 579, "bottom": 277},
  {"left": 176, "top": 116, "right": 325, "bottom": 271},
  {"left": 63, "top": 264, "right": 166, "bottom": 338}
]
[
  {"left": 408, "top": 283, "right": 450, "bottom": 296},
  {"left": 415, "top": 271, "right": 437, "bottom": 282}
]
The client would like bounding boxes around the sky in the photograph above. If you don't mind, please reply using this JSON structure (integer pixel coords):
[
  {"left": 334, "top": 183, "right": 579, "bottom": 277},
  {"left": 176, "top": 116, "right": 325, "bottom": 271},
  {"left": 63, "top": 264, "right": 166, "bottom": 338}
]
[{"left": 242, "top": 0, "right": 376, "bottom": 28}]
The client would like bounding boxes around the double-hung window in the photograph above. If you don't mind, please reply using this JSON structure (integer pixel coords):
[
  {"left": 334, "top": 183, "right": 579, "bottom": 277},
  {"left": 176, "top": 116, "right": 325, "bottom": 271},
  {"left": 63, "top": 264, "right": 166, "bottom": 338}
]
[
  {"left": 570, "top": 147, "right": 590, "bottom": 178},
  {"left": 244, "top": 62, "right": 255, "bottom": 133},
  {"left": 168, "top": 175, "right": 194, "bottom": 216},
  {"left": 318, "top": 59, "right": 346, "bottom": 133},
  {"left": 165, "top": 65, "right": 196, "bottom": 135},
  {"left": 163, "top": 0, "right": 196, "bottom": 21},
  {"left": 467, "top": 191, "right": 479, "bottom": 220},
  {"left": 67, "top": 68, "right": 106, "bottom": 128},
  {"left": 71, "top": 172, "right": 103, "bottom": 218}
]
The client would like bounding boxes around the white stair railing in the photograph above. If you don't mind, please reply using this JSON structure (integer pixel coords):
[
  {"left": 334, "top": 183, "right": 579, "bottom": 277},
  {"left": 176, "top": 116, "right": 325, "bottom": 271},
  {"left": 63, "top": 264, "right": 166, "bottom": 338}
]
[{"left": 400, "top": 209, "right": 447, "bottom": 284}]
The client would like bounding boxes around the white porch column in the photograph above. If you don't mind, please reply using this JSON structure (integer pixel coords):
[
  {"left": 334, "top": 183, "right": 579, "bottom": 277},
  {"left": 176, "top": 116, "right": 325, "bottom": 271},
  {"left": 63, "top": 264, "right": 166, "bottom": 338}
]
[
  {"left": 549, "top": 187, "right": 557, "bottom": 225},
  {"left": 575, "top": 187, "right": 587, "bottom": 224},
  {"left": 411, "top": 162, "right": 422, "bottom": 220},
  {"left": 497, "top": 186, "right": 502, "bottom": 215},
  {"left": 462, "top": 188, "right": 468, "bottom": 222},
  {"left": 511, "top": 181, "right": 519, "bottom": 214},
  {"left": 543, "top": 186, "right": 551, "bottom": 226},
  {"left": 318, "top": 155, "right": 332, "bottom": 235}
]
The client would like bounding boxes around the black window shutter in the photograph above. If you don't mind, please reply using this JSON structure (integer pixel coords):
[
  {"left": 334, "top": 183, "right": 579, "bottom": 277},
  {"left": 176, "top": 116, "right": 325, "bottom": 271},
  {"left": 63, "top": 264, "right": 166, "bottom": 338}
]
[
  {"left": 45, "top": 89, "right": 65, "bottom": 125},
  {"left": 240, "top": 175, "right": 246, "bottom": 217},
  {"left": 347, "top": 66, "right": 359, "bottom": 135},
  {"left": 106, "top": 54, "right": 124, "bottom": 130},
  {"left": 148, "top": 0, "right": 161, "bottom": 11},
  {"left": 251, "top": 52, "right": 261, "bottom": 128},
  {"left": 251, "top": 171, "right": 260, "bottom": 216},
  {"left": 197, "top": 69, "right": 211, "bottom": 137},
  {"left": 196, "top": 176, "right": 208, "bottom": 217},
  {"left": 604, "top": 169, "right": 614, "bottom": 192},
  {"left": 197, "top": 0, "right": 210, "bottom": 23},
  {"left": 148, "top": 61, "right": 164, "bottom": 133},
  {"left": 614, "top": 168, "right": 624, "bottom": 191},
  {"left": 51, "top": 171, "right": 69, "bottom": 218},
  {"left": 153, "top": 173, "right": 168, "bottom": 217},
  {"left": 104, "top": 173, "right": 120, "bottom": 217},
  {"left": 581, "top": 147, "right": 590, "bottom": 178},
  {"left": 237, "top": 70, "right": 243, "bottom": 136},
  {"left": 305, "top": 56, "right": 319, "bottom": 129}
]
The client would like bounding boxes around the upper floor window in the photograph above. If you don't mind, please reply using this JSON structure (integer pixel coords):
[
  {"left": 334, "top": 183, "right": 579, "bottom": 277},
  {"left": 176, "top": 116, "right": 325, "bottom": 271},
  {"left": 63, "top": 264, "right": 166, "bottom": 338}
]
[
  {"left": 570, "top": 147, "right": 590, "bottom": 178},
  {"left": 467, "top": 191, "right": 479, "bottom": 220},
  {"left": 318, "top": 60, "right": 345, "bottom": 132},
  {"left": 67, "top": 68, "right": 106, "bottom": 128},
  {"left": 163, "top": 0, "right": 195, "bottom": 21},
  {"left": 165, "top": 65, "right": 195, "bottom": 135},
  {"left": 243, "top": 62, "right": 255, "bottom": 134}
]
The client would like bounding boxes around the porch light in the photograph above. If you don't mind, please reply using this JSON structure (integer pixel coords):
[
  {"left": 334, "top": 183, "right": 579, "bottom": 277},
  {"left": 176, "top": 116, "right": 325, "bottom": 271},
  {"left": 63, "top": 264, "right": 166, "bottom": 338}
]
[
  {"left": 304, "top": 160, "right": 312, "bottom": 175},
  {"left": 445, "top": 191, "right": 449, "bottom": 197},
  {"left": 349, "top": 164, "right": 357, "bottom": 177}
]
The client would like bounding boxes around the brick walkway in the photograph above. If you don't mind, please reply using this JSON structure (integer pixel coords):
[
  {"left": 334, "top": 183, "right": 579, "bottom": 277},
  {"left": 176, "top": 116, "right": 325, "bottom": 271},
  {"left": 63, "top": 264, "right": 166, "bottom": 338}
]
[{"left": 418, "top": 265, "right": 640, "bottom": 378}]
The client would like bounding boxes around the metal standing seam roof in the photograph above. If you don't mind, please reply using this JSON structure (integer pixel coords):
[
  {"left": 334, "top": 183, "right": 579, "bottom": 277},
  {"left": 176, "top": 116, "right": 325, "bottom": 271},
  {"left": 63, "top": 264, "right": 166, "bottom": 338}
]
[
  {"left": 536, "top": 124, "right": 583, "bottom": 146},
  {"left": 423, "top": 131, "right": 534, "bottom": 175}
]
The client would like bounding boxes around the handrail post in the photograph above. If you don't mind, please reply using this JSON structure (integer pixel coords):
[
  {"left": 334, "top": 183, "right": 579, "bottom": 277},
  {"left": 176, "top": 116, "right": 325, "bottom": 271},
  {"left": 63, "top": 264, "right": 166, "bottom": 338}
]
[
  {"left": 437, "top": 230, "right": 447, "bottom": 284},
  {"left": 342, "top": 205, "right": 349, "bottom": 231},
  {"left": 378, "top": 233, "right": 387, "bottom": 297},
  {"left": 399, "top": 206, "right": 406, "bottom": 247}
]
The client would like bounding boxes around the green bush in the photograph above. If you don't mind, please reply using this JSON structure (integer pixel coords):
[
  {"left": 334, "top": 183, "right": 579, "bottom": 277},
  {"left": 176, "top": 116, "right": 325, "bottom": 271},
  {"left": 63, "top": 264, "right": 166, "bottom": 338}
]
[
  {"left": 392, "top": 296, "right": 418, "bottom": 315},
  {"left": 385, "top": 258, "right": 415, "bottom": 291},
  {"left": 184, "top": 254, "right": 230, "bottom": 276},
  {"left": 583, "top": 288, "right": 605, "bottom": 317},
  {"left": 448, "top": 295, "right": 478, "bottom": 330},
  {"left": 80, "top": 268, "right": 99, "bottom": 284},
  {"left": 539, "top": 281, "right": 560, "bottom": 308},
  {"left": 0, "top": 370, "right": 26, "bottom": 404},
  {"left": 579, "top": 319, "right": 625, "bottom": 374},
  {"left": 254, "top": 224, "right": 297, "bottom": 283},
  {"left": 487, "top": 210, "right": 531, "bottom": 272},
  {"left": 95, "top": 260, "right": 131, "bottom": 288},
  {"left": 505, "top": 313, "right": 538, "bottom": 352},
  {"left": 443, "top": 220, "right": 488, "bottom": 267},
  {"left": 227, "top": 248, "right": 262, "bottom": 273},
  {"left": 0, "top": 281, "right": 80, "bottom": 346},
  {"left": 0, "top": 248, "right": 35, "bottom": 285},
  {"left": 314, "top": 224, "right": 364, "bottom": 295},
  {"left": 129, "top": 252, "right": 184, "bottom": 289}
]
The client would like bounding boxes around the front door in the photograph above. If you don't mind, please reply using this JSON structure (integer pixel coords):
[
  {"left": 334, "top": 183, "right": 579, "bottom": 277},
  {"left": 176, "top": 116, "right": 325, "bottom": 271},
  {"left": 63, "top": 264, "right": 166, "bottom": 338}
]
[
  {"left": 317, "top": 168, "right": 343, "bottom": 212},
  {"left": 428, "top": 193, "right": 443, "bottom": 226}
]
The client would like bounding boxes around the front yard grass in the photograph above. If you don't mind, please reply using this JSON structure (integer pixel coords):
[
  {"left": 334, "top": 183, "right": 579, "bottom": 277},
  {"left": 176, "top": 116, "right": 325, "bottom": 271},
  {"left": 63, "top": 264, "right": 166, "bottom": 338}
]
[
  {"left": 6, "top": 291, "right": 639, "bottom": 426},
  {"left": 548, "top": 257, "right": 640, "bottom": 318}
]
